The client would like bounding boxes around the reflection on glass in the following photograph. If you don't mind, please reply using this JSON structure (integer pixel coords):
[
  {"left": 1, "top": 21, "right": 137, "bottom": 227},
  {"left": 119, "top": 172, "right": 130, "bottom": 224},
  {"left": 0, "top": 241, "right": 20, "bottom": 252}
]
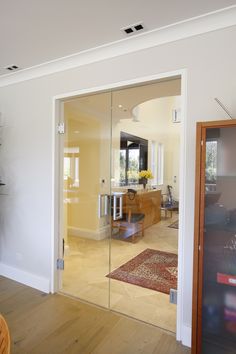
[
  {"left": 62, "top": 92, "right": 111, "bottom": 309},
  {"left": 202, "top": 127, "right": 236, "bottom": 354}
]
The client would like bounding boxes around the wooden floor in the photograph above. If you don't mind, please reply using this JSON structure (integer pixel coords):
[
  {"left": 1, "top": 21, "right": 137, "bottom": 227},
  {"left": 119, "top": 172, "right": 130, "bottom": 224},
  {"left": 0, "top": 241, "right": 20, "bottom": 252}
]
[{"left": 0, "top": 276, "right": 190, "bottom": 354}]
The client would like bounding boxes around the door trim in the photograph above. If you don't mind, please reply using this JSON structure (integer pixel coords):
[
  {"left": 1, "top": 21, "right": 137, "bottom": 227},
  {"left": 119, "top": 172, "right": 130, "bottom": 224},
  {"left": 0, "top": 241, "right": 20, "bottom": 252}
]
[{"left": 51, "top": 69, "right": 188, "bottom": 344}]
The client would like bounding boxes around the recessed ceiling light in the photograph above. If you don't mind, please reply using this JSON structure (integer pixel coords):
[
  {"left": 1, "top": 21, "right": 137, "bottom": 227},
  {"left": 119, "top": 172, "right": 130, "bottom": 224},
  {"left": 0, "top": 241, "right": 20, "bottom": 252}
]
[
  {"left": 121, "top": 22, "right": 145, "bottom": 36},
  {"left": 118, "top": 104, "right": 123, "bottom": 108},
  {"left": 5, "top": 65, "right": 20, "bottom": 72},
  {"left": 124, "top": 28, "right": 134, "bottom": 34},
  {"left": 134, "top": 24, "right": 144, "bottom": 31}
]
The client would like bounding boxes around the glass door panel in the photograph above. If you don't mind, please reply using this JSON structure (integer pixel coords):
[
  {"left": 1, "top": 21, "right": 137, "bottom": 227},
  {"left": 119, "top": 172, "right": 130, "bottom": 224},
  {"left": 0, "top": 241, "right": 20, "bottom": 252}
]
[
  {"left": 202, "top": 126, "right": 236, "bottom": 353},
  {"left": 61, "top": 92, "right": 112, "bottom": 308},
  {"left": 109, "top": 84, "right": 179, "bottom": 332}
]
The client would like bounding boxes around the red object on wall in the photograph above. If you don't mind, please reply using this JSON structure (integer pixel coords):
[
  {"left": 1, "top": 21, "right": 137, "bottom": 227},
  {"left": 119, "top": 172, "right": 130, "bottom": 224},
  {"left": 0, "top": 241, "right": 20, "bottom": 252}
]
[{"left": 217, "top": 273, "right": 236, "bottom": 287}]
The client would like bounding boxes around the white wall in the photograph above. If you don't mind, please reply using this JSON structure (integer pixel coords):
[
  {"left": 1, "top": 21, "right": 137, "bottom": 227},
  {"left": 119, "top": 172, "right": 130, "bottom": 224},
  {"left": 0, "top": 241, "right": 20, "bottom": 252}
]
[
  {"left": 64, "top": 97, "right": 111, "bottom": 240},
  {"left": 0, "top": 25, "right": 236, "bottom": 345}
]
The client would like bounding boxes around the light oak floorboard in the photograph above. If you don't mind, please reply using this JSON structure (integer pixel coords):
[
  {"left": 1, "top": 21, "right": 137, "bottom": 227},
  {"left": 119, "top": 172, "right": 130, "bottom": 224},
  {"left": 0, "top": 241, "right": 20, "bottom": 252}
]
[{"left": 0, "top": 276, "right": 190, "bottom": 354}]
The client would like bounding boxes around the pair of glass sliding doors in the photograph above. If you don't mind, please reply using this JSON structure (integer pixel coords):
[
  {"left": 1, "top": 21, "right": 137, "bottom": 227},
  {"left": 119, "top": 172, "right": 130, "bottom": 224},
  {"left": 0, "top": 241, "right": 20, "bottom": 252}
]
[{"left": 58, "top": 79, "right": 180, "bottom": 331}]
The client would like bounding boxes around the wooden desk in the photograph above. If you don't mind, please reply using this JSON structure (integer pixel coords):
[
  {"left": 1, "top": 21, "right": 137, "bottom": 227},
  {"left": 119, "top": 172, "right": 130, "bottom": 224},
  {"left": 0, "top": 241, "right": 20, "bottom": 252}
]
[{"left": 123, "top": 189, "right": 161, "bottom": 229}]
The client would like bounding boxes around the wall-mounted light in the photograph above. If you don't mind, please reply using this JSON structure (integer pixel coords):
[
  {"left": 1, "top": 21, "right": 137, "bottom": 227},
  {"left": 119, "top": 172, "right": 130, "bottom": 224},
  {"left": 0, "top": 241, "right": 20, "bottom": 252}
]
[
  {"left": 172, "top": 109, "right": 181, "bottom": 123},
  {"left": 132, "top": 106, "right": 140, "bottom": 122}
]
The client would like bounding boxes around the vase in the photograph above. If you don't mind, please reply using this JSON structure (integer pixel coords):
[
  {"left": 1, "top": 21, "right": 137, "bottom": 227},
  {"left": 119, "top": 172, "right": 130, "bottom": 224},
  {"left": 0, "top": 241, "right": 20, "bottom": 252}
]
[{"left": 142, "top": 178, "right": 147, "bottom": 189}]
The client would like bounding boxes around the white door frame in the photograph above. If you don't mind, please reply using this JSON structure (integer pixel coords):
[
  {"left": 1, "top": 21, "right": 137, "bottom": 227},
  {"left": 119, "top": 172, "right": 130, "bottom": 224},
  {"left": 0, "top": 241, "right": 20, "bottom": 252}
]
[{"left": 51, "top": 68, "right": 187, "bottom": 343}]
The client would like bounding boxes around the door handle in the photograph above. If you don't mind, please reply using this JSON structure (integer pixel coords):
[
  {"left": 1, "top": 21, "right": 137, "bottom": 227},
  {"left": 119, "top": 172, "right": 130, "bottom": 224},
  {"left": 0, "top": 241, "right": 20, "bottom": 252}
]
[
  {"left": 113, "top": 194, "right": 123, "bottom": 220},
  {"left": 98, "top": 194, "right": 108, "bottom": 218}
]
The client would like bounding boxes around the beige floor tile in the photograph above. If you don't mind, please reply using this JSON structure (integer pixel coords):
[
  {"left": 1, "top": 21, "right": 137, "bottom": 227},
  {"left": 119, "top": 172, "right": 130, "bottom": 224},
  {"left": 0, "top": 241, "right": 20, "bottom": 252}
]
[{"left": 62, "top": 213, "right": 178, "bottom": 333}]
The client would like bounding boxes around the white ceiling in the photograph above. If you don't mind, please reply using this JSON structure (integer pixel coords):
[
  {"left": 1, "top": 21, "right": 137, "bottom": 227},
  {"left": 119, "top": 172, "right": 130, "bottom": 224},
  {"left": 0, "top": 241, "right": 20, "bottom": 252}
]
[{"left": 0, "top": 0, "right": 235, "bottom": 76}]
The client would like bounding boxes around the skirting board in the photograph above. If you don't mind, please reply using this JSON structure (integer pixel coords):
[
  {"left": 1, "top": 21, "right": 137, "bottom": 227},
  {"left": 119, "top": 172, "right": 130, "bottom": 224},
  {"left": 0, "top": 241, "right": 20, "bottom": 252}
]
[
  {"left": 68, "top": 225, "right": 110, "bottom": 240},
  {"left": 0, "top": 262, "right": 50, "bottom": 293},
  {"left": 181, "top": 324, "right": 192, "bottom": 348}
]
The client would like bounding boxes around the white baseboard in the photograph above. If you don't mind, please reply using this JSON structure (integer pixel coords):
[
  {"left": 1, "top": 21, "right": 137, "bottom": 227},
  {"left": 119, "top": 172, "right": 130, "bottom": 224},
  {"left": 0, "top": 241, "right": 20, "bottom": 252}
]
[
  {"left": 0, "top": 262, "right": 50, "bottom": 293},
  {"left": 181, "top": 324, "right": 192, "bottom": 348},
  {"left": 68, "top": 225, "right": 110, "bottom": 240}
]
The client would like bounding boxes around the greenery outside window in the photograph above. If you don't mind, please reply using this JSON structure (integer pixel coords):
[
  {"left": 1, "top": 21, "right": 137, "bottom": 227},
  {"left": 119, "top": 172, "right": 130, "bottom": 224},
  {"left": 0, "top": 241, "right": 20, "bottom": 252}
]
[{"left": 120, "top": 132, "right": 148, "bottom": 186}]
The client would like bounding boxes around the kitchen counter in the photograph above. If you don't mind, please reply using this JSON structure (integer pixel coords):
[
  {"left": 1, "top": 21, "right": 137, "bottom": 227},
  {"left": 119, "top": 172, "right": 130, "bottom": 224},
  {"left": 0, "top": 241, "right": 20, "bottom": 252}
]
[{"left": 123, "top": 189, "right": 161, "bottom": 229}]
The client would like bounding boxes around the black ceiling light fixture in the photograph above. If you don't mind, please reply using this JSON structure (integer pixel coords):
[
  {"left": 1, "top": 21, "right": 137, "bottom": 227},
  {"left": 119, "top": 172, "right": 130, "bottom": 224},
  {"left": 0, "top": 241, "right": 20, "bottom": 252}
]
[
  {"left": 5, "top": 65, "right": 20, "bottom": 72},
  {"left": 124, "top": 27, "right": 134, "bottom": 34},
  {"left": 122, "top": 22, "right": 145, "bottom": 36},
  {"left": 134, "top": 24, "right": 144, "bottom": 31}
]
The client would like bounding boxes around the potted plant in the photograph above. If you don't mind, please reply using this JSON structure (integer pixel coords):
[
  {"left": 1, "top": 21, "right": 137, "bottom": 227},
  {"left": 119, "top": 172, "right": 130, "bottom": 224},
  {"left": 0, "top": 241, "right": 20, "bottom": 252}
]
[{"left": 139, "top": 170, "right": 153, "bottom": 189}]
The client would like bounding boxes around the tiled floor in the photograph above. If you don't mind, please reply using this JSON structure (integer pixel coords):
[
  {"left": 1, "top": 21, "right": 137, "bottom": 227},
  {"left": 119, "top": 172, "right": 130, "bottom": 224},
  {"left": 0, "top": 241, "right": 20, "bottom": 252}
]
[{"left": 62, "top": 213, "right": 178, "bottom": 333}]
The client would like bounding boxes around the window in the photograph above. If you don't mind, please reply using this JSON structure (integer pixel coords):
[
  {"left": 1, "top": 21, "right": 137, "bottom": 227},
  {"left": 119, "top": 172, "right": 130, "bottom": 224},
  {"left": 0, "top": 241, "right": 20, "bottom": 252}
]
[
  {"left": 64, "top": 157, "right": 71, "bottom": 179},
  {"left": 206, "top": 140, "right": 217, "bottom": 184},
  {"left": 64, "top": 147, "right": 80, "bottom": 187},
  {"left": 127, "top": 146, "right": 140, "bottom": 183},
  {"left": 119, "top": 149, "right": 126, "bottom": 184},
  {"left": 120, "top": 132, "right": 148, "bottom": 186},
  {"left": 151, "top": 141, "right": 157, "bottom": 184},
  {"left": 74, "top": 157, "right": 79, "bottom": 187},
  {"left": 157, "top": 143, "right": 164, "bottom": 185}
]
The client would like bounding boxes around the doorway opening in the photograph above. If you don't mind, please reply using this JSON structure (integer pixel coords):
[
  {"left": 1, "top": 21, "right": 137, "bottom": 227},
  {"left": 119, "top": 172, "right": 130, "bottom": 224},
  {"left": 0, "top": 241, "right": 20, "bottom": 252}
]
[{"left": 54, "top": 73, "right": 186, "bottom": 337}]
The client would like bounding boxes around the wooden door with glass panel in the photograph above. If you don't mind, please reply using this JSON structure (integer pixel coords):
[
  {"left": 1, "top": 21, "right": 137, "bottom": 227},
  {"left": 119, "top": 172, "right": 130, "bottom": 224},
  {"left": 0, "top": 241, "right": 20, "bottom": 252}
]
[{"left": 192, "top": 120, "right": 236, "bottom": 354}]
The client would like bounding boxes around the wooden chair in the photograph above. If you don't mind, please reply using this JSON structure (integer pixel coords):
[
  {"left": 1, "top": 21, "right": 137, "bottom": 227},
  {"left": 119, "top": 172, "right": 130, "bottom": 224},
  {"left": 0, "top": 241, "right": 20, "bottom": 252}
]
[
  {"left": 0, "top": 314, "right": 10, "bottom": 354},
  {"left": 161, "top": 185, "right": 179, "bottom": 219},
  {"left": 161, "top": 193, "right": 173, "bottom": 218},
  {"left": 112, "top": 205, "right": 145, "bottom": 243}
]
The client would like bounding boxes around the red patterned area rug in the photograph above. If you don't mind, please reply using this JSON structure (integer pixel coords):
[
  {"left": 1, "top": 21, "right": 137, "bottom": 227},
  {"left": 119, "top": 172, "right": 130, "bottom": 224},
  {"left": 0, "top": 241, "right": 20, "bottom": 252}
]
[{"left": 107, "top": 248, "right": 177, "bottom": 294}]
